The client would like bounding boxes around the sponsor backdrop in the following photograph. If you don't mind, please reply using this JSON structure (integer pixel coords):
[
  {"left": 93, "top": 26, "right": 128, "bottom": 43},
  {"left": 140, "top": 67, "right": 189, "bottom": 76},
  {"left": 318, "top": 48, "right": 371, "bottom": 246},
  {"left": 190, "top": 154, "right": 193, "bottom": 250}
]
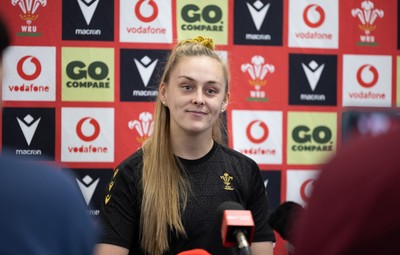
[{"left": 1, "top": 0, "right": 399, "bottom": 253}]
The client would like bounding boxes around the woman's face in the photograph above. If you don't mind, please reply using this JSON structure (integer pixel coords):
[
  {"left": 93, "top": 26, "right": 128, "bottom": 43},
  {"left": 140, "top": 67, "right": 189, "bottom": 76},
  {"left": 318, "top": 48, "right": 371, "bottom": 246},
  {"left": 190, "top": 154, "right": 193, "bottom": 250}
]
[{"left": 160, "top": 56, "right": 229, "bottom": 137}]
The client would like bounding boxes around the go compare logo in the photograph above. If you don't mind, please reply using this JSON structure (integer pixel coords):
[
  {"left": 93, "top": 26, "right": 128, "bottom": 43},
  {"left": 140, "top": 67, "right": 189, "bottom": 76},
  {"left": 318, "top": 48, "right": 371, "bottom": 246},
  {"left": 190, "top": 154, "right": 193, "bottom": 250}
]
[
  {"left": 177, "top": 0, "right": 228, "bottom": 44},
  {"left": 62, "top": 47, "right": 114, "bottom": 102},
  {"left": 287, "top": 112, "right": 337, "bottom": 165}
]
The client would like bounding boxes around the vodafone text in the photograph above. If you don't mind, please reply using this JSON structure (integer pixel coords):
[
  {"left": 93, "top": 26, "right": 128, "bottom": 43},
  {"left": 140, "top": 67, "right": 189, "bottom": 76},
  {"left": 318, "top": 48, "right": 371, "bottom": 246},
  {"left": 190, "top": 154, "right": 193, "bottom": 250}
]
[
  {"left": 126, "top": 26, "right": 166, "bottom": 34},
  {"left": 68, "top": 145, "right": 108, "bottom": 153},
  {"left": 295, "top": 31, "right": 332, "bottom": 40},
  {"left": 8, "top": 84, "right": 49, "bottom": 92},
  {"left": 348, "top": 91, "right": 385, "bottom": 99}
]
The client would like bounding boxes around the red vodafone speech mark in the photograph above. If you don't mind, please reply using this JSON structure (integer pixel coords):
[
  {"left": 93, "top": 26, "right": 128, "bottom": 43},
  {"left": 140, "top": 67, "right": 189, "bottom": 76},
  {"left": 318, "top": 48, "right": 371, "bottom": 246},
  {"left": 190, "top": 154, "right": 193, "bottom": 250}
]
[
  {"left": 357, "top": 64, "right": 379, "bottom": 88},
  {"left": 246, "top": 120, "right": 269, "bottom": 144},
  {"left": 303, "top": 4, "right": 325, "bottom": 28},
  {"left": 135, "top": 0, "right": 158, "bottom": 22},
  {"left": 17, "top": 56, "right": 42, "bottom": 80},
  {"left": 76, "top": 117, "right": 101, "bottom": 142},
  {"left": 300, "top": 179, "right": 315, "bottom": 203}
]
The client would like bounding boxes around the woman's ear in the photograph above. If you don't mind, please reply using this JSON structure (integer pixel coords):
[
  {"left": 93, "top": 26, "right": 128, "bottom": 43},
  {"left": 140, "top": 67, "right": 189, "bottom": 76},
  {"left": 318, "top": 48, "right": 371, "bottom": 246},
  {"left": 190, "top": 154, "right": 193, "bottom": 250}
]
[
  {"left": 221, "top": 92, "right": 230, "bottom": 112},
  {"left": 159, "top": 82, "right": 167, "bottom": 103}
]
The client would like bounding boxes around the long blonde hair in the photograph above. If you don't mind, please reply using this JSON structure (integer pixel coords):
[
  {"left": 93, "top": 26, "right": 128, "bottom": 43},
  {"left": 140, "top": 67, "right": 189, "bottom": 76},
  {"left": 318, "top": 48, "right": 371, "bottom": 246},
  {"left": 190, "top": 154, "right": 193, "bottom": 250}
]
[{"left": 140, "top": 36, "right": 230, "bottom": 255}]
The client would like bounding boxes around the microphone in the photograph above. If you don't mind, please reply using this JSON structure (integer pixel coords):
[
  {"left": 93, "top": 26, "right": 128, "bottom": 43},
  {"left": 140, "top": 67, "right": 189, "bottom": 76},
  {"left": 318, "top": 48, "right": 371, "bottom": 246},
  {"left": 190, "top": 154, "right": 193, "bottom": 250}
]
[
  {"left": 177, "top": 249, "right": 211, "bottom": 255},
  {"left": 216, "top": 201, "right": 254, "bottom": 255}
]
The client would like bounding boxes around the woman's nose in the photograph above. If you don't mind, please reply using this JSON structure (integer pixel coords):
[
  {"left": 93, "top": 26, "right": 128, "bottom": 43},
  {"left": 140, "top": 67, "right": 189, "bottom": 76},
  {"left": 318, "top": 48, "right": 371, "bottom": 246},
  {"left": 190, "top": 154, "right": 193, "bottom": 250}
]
[{"left": 192, "top": 91, "right": 205, "bottom": 105}]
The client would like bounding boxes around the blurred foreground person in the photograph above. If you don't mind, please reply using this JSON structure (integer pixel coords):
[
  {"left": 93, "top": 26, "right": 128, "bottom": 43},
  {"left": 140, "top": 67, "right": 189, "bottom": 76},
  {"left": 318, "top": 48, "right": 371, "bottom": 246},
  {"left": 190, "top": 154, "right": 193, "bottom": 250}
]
[
  {"left": 0, "top": 155, "right": 97, "bottom": 255},
  {"left": 293, "top": 128, "right": 400, "bottom": 255},
  {"left": 0, "top": 17, "right": 97, "bottom": 255}
]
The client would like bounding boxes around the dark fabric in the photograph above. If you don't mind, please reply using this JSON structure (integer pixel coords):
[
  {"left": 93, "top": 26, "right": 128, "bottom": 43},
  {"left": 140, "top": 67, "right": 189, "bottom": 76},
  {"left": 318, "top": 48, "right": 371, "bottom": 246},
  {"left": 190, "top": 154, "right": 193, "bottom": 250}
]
[
  {"left": 99, "top": 142, "right": 275, "bottom": 255},
  {"left": 293, "top": 129, "right": 400, "bottom": 255},
  {"left": 269, "top": 201, "right": 304, "bottom": 243},
  {"left": 0, "top": 152, "right": 97, "bottom": 255}
]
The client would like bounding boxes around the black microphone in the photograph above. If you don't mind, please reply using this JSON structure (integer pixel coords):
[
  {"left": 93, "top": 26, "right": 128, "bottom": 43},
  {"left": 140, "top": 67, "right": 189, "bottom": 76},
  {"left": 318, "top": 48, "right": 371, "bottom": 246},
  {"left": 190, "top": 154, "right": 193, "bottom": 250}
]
[{"left": 216, "top": 201, "right": 254, "bottom": 255}]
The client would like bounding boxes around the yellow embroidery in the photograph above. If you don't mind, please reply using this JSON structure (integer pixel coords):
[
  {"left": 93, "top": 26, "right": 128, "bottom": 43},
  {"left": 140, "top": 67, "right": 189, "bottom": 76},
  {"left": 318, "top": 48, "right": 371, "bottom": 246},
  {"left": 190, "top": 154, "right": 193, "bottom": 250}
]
[
  {"left": 105, "top": 194, "right": 111, "bottom": 205},
  {"left": 113, "top": 168, "right": 119, "bottom": 178},
  {"left": 108, "top": 180, "right": 114, "bottom": 191},
  {"left": 105, "top": 168, "right": 119, "bottom": 205},
  {"left": 220, "top": 173, "right": 234, "bottom": 190}
]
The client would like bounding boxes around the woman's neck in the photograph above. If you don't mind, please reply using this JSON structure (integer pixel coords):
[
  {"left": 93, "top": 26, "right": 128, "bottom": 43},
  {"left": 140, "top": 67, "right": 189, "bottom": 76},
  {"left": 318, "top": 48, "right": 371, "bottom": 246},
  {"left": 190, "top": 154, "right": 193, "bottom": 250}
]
[{"left": 170, "top": 132, "right": 214, "bottom": 160}]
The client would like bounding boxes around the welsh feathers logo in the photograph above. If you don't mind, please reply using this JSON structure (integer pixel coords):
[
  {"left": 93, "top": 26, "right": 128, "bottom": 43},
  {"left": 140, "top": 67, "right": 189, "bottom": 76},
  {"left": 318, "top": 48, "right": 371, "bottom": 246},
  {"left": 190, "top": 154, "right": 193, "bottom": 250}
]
[
  {"left": 128, "top": 112, "right": 154, "bottom": 143},
  {"left": 12, "top": 0, "right": 47, "bottom": 36},
  {"left": 241, "top": 55, "right": 275, "bottom": 101},
  {"left": 351, "top": 0, "right": 384, "bottom": 46}
]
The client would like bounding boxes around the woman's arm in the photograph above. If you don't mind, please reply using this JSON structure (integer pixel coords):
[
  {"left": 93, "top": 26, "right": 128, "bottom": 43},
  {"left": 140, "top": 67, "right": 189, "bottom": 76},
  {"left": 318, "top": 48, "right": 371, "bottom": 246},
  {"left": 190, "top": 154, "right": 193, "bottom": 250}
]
[
  {"left": 94, "top": 243, "right": 129, "bottom": 255},
  {"left": 251, "top": 241, "right": 274, "bottom": 255}
]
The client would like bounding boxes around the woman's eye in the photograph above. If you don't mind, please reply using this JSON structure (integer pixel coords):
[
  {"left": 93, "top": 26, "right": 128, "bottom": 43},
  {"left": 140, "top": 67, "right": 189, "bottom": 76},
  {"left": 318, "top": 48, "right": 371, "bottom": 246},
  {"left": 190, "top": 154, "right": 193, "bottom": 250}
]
[
  {"left": 182, "top": 85, "right": 192, "bottom": 90},
  {"left": 206, "top": 88, "right": 217, "bottom": 94}
]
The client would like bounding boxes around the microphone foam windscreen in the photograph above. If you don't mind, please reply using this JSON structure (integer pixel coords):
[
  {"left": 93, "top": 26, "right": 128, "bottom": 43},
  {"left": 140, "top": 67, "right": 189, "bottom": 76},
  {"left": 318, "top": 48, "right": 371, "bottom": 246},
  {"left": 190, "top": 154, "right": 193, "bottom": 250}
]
[
  {"left": 176, "top": 249, "right": 211, "bottom": 255},
  {"left": 216, "top": 201, "right": 244, "bottom": 224}
]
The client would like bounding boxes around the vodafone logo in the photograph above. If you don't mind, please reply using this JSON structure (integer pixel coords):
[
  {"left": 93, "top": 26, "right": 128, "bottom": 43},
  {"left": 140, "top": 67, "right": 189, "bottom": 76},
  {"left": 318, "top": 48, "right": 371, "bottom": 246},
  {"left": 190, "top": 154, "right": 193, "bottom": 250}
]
[
  {"left": 62, "top": 108, "right": 114, "bottom": 162},
  {"left": 246, "top": 120, "right": 269, "bottom": 144},
  {"left": 357, "top": 64, "right": 378, "bottom": 88},
  {"left": 76, "top": 117, "right": 101, "bottom": 142},
  {"left": 300, "top": 178, "right": 315, "bottom": 203},
  {"left": 303, "top": 4, "right": 325, "bottom": 28},
  {"left": 135, "top": 0, "right": 158, "bottom": 22},
  {"left": 17, "top": 56, "right": 42, "bottom": 80}
]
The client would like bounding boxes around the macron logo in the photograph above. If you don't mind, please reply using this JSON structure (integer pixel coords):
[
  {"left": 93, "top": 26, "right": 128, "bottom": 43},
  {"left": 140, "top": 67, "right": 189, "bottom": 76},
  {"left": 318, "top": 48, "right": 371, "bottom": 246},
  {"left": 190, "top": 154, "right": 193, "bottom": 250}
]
[
  {"left": 301, "top": 60, "right": 325, "bottom": 91},
  {"left": 16, "top": 114, "right": 41, "bottom": 146},
  {"left": 77, "top": 0, "right": 100, "bottom": 25},
  {"left": 134, "top": 56, "right": 158, "bottom": 87},
  {"left": 76, "top": 175, "right": 100, "bottom": 206},
  {"left": 246, "top": 0, "right": 270, "bottom": 31}
]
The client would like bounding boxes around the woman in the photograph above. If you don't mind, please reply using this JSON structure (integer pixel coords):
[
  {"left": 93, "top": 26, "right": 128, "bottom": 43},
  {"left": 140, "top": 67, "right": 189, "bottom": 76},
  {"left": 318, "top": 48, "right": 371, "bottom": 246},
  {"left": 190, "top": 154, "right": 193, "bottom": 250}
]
[{"left": 95, "top": 36, "right": 275, "bottom": 255}]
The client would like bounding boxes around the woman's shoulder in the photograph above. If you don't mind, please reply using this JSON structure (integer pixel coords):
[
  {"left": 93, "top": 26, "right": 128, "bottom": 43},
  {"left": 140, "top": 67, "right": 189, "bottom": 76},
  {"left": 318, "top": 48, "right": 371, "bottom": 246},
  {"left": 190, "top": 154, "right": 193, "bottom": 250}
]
[
  {"left": 216, "top": 143, "right": 258, "bottom": 167},
  {"left": 113, "top": 149, "right": 144, "bottom": 179}
]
